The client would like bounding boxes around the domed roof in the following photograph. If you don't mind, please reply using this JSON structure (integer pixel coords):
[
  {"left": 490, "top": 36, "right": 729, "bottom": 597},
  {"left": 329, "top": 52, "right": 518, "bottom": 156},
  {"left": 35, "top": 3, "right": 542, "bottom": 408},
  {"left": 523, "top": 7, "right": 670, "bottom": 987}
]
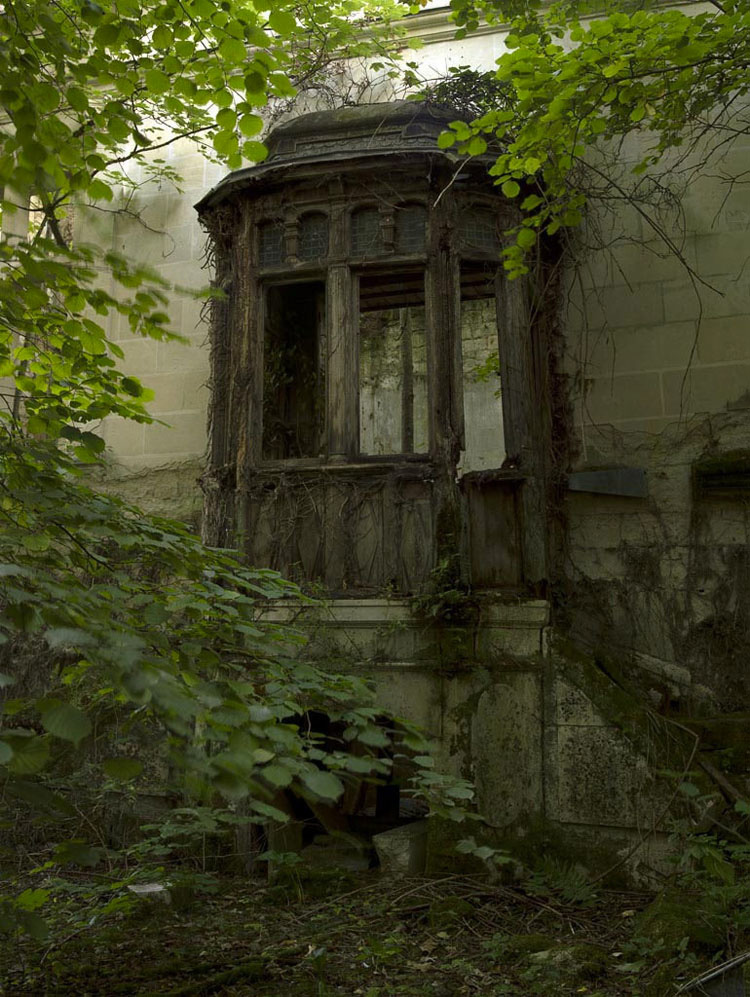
[{"left": 196, "top": 101, "right": 461, "bottom": 211}]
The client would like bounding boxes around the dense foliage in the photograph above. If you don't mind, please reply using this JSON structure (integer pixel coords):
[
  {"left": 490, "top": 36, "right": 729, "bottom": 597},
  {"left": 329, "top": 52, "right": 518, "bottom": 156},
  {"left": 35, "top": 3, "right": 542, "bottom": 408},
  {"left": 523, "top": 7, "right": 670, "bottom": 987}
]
[
  {"left": 438, "top": 0, "right": 750, "bottom": 273},
  {"left": 0, "top": 0, "right": 475, "bottom": 942}
]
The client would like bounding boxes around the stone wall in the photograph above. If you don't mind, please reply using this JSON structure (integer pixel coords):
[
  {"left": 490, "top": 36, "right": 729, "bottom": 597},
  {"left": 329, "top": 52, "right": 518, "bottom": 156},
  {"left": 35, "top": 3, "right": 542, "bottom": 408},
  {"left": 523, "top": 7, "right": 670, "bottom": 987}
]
[
  {"left": 74, "top": 139, "right": 225, "bottom": 516},
  {"left": 563, "top": 131, "right": 750, "bottom": 713}
]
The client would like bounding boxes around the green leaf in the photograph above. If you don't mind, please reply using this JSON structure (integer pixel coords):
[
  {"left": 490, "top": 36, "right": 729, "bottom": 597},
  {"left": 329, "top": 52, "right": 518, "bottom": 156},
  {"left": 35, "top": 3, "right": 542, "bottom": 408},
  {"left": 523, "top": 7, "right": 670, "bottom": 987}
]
[
  {"left": 88, "top": 179, "right": 113, "bottom": 201},
  {"left": 0, "top": 740, "right": 13, "bottom": 764},
  {"left": 22, "top": 534, "right": 51, "bottom": 552},
  {"left": 218, "top": 36, "right": 246, "bottom": 63},
  {"left": 261, "top": 763, "right": 293, "bottom": 787},
  {"left": 39, "top": 700, "right": 91, "bottom": 745},
  {"left": 516, "top": 227, "right": 537, "bottom": 248},
  {"left": 5, "top": 735, "right": 49, "bottom": 775},
  {"left": 445, "top": 784, "right": 474, "bottom": 800},
  {"left": 242, "top": 140, "right": 268, "bottom": 162},
  {"left": 502, "top": 180, "right": 521, "bottom": 198},
  {"left": 67, "top": 86, "right": 88, "bottom": 112},
  {"left": 301, "top": 768, "right": 343, "bottom": 802},
  {"left": 437, "top": 131, "right": 456, "bottom": 149},
  {"left": 15, "top": 888, "right": 50, "bottom": 912},
  {"left": 269, "top": 10, "right": 296, "bottom": 35},
  {"left": 213, "top": 129, "right": 238, "bottom": 157},
  {"left": 35, "top": 84, "right": 60, "bottom": 113},
  {"left": 145, "top": 69, "right": 171, "bottom": 94},
  {"left": 152, "top": 24, "right": 173, "bottom": 48},
  {"left": 467, "top": 135, "right": 487, "bottom": 156},
  {"left": 239, "top": 114, "right": 262, "bottom": 137},
  {"left": 102, "top": 758, "right": 143, "bottom": 780}
]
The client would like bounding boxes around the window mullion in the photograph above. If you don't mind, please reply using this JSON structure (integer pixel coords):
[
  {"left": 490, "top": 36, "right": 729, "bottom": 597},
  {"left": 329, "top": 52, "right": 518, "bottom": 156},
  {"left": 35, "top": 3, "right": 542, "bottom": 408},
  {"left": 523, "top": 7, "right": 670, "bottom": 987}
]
[{"left": 326, "top": 264, "right": 358, "bottom": 457}]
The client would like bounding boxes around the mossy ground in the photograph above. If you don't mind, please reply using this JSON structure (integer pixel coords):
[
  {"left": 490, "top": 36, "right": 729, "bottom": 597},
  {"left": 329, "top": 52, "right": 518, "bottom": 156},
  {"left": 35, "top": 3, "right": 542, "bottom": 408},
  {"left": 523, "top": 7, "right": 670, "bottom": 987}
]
[{"left": 0, "top": 871, "right": 740, "bottom": 996}]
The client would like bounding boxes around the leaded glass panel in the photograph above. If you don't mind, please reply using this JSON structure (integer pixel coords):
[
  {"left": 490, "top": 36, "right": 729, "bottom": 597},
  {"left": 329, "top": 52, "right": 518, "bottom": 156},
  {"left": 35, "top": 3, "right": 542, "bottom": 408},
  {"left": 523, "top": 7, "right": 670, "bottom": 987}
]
[
  {"left": 351, "top": 207, "right": 382, "bottom": 256},
  {"left": 395, "top": 204, "right": 426, "bottom": 253},
  {"left": 299, "top": 213, "right": 329, "bottom": 261},
  {"left": 459, "top": 210, "right": 499, "bottom": 253},
  {"left": 259, "top": 221, "right": 284, "bottom": 266}
]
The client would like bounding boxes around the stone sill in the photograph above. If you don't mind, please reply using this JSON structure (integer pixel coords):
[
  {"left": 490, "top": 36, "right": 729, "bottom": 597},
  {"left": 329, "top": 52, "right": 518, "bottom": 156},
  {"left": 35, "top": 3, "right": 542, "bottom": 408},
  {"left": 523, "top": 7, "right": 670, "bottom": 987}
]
[{"left": 262, "top": 596, "right": 550, "bottom": 629}]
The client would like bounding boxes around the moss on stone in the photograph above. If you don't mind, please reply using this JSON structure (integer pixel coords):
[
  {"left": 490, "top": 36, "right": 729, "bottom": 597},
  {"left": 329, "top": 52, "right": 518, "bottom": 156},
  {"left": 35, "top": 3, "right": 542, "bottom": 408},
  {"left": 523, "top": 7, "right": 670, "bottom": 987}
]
[
  {"left": 528, "top": 941, "right": 609, "bottom": 981},
  {"left": 635, "top": 888, "right": 726, "bottom": 953}
]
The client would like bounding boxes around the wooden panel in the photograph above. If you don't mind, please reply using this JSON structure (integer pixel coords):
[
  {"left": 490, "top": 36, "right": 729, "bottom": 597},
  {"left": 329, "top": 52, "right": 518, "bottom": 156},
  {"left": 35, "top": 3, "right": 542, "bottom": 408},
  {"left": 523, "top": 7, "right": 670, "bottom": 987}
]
[
  {"left": 466, "top": 481, "right": 522, "bottom": 588},
  {"left": 327, "top": 265, "right": 357, "bottom": 456},
  {"left": 292, "top": 487, "right": 324, "bottom": 580},
  {"left": 398, "top": 487, "right": 434, "bottom": 592},
  {"left": 495, "top": 267, "right": 548, "bottom": 588},
  {"left": 246, "top": 490, "right": 275, "bottom": 569},
  {"left": 352, "top": 488, "right": 385, "bottom": 589},
  {"left": 323, "top": 479, "right": 350, "bottom": 590},
  {"left": 244, "top": 466, "right": 436, "bottom": 594}
]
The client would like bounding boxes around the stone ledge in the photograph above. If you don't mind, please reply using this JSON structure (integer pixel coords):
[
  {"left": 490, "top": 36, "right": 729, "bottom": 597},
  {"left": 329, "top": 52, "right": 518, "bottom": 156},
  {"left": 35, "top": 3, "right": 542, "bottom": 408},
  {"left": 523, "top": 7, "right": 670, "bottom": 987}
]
[{"left": 263, "top": 596, "right": 550, "bottom": 629}]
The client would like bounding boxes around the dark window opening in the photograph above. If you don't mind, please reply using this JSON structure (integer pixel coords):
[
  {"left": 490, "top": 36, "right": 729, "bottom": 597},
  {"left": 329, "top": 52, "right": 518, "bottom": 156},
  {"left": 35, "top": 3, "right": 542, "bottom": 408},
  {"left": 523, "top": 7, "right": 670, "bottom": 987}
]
[
  {"left": 358, "top": 272, "right": 428, "bottom": 456},
  {"left": 263, "top": 281, "right": 326, "bottom": 459},
  {"left": 351, "top": 207, "right": 382, "bottom": 257},
  {"left": 299, "top": 212, "right": 329, "bottom": 261}
]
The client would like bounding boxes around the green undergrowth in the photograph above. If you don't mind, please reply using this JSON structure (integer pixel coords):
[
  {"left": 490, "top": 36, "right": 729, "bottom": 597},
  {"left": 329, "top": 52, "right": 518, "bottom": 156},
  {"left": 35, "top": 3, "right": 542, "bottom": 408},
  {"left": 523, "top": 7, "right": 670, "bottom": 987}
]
[{"left": 0, "top": 868, "right": 743, "bottom": 996}]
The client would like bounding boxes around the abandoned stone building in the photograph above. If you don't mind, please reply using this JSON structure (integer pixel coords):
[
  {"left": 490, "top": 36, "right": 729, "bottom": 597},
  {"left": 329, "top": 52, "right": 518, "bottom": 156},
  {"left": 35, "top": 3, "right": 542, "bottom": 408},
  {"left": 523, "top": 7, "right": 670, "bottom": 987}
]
[{"left": 79, "top": 8, "right": 750, "bottom": 878}]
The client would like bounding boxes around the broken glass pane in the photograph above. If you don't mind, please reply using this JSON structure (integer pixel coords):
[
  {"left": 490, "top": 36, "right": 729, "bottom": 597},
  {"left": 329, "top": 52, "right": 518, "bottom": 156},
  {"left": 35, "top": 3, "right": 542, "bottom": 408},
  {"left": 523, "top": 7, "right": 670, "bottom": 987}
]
[
  {"left": 459, "top": 265, "right": 505, "bottom": 472},
  {"left": 358, "top": 272, "right": 428, "bottom": 455}
]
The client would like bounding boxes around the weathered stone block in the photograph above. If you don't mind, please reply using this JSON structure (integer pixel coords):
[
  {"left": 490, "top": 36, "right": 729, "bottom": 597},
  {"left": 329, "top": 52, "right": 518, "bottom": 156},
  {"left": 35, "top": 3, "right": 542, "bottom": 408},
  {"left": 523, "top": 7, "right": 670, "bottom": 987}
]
[
  {"left": 586, "top": 322, "right": 699, "bottom": 376},
  {"left": 102, "top": 416, "right": 145, "bottom": 457},
  {"left": 584, "top": 372, "right": 663, "bottom": 423},
  {"left": 373, "top": 820, "right": 427, "bottom": 875},
  {"left": 662, "top": 363, "right": 750, "bottom": 416},
  {"left": 470, "top": 673, "right": 544, "bottom": 828},
  {"left": 143, "top": 410, "right": 207, "bottom": 456},
  {"left": 553, "top": 725, "right": 651, "bottom": 827}
]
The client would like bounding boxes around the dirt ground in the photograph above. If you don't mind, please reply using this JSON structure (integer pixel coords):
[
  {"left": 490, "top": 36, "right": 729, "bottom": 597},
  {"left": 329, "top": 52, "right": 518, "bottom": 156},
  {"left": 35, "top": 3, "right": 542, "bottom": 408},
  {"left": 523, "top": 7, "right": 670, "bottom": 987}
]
[{"left": 2, "top": 867, "right": 704, "bottom": 997}]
